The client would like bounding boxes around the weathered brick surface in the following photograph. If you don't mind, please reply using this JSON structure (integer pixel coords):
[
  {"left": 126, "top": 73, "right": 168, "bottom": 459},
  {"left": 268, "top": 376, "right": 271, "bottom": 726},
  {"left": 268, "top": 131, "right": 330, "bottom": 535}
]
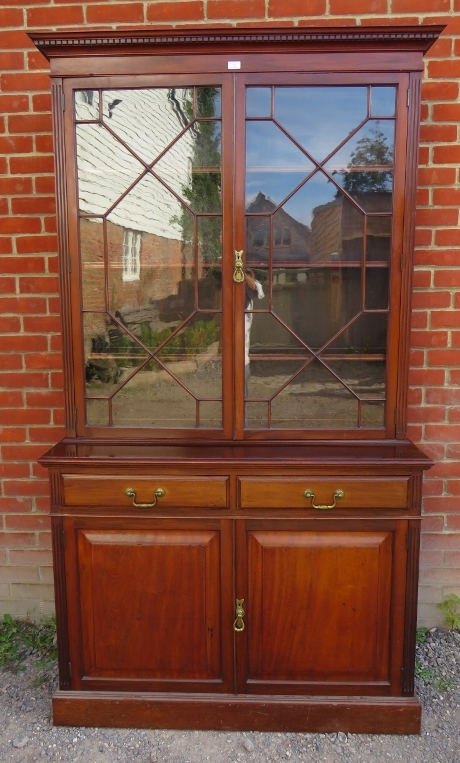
[{"left": 0, "top": 1, "right": 459, "bottom": 626}]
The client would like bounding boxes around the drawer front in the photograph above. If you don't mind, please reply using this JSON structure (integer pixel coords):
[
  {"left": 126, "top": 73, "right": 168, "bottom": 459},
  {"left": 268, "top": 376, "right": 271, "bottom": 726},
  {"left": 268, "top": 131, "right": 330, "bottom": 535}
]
[
  {"left": 238, "top": 477, "right": 409, "bottom": 510},
  {"left": 62, "top": 475, "right": 229, "bottom": 509}
]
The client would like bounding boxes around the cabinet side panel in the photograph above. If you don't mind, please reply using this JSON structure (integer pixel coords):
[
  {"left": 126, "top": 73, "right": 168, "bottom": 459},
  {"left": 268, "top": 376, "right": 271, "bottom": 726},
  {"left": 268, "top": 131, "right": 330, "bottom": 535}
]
[{"left": 51, "top": 516, "right": 71, "bottom": 689}]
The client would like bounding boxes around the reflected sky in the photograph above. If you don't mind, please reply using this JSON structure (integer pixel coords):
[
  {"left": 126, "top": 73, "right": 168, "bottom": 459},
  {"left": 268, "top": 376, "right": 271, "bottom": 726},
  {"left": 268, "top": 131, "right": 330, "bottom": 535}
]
[{"left": 274, "top": 87, "right": 368, "bottom": 161}]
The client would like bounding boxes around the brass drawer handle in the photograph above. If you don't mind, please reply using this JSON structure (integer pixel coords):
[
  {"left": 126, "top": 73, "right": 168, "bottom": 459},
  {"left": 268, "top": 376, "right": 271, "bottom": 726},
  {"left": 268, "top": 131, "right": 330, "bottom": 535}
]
[
  {"left": 125, "top": 487, "right": 166, "bottom": 509},
  {"left": 233, "top": 598, "right": 245, "bottom": 632},
  {"left": 233, "top": 250, "right": 245, "bottom": 283},
  {"left": 303, "top": 488, "right": 345, "bottom": 511}
]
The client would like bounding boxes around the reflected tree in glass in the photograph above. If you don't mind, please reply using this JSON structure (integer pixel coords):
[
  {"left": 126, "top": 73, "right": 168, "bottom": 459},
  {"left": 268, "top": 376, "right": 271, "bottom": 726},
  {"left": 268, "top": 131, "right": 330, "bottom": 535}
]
[{"left": 335, "top": 123, "right": 393, "bottom": 197}]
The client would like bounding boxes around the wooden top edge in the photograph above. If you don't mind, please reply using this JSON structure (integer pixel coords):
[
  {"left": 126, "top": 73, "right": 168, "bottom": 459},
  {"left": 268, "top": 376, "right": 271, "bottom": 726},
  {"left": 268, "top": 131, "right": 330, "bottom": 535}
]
[{"left": 28, "top": 24, "right": 445, "bottom": 59}]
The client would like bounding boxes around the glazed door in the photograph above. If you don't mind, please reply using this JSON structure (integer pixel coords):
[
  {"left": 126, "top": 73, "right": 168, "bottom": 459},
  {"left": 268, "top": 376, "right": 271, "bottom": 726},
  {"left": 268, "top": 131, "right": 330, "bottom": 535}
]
[
  {"left": 235, "top": 518, "right": 408, "bottom": 695},
  {"left": 234, "top": 75, "right": 407, "bottom": 439},
  {"left": 65, "top": 517, "right": 234, "bottom": 692},
  {"left": 69, "top": 76, "right": 234, "bottom": 439}
]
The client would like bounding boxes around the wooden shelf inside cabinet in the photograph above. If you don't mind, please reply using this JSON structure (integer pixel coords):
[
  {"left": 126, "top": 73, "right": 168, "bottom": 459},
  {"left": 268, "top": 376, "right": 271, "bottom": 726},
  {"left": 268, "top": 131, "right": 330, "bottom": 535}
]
[{"left": 32, "top": 23, "right": 440, "bottom": 733}]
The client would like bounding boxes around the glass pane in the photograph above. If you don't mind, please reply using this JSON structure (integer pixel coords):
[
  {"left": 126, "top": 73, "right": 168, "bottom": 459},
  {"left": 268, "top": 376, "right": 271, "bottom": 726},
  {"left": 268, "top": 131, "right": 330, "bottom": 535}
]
[
  {"left": 325, "top": 121, "right": 394, "bottom": 212},
  {"left": 198, "top": 265, "right": 222, "bottom": 311},
  {"left": 86, "top": 398, "right": 109, "bottom": 426},
  {"left": 371, "top": 87, "right": 396, "bottom": 117},
  {"left": 270, "top": 360, "right": 358, "bottom": 429},
  {"left": 80, "top": 218, "right": 105, "bottom": 311},
  {"left": 76, "top": 124, "right": 144, "bottom": 216},
  {"left": 246, "top": 216, "right": 270, "bottom": 264},
  {"left": 366, "top": 267, "right": 389, "bottom": 310},
  {"left": 198, "top": 216, "right": 222, "bottom": 266},
  {"left": 246, "top": 122, "right": 313, "bottom": 208},
  {"left": 325, "top": 313, "right": 388, "bottom": 354},
  {"left": 367, "top": 217, "right": 391, "bottom": 261},
  {"left": 160, "top": 315, "right": 222, "bottom": 399},
  {"left": 271, "top": 267, "right": 362, "bottom": 350},
  {"left": 155, "top": 122, "right": 221, "bottom": 213},
  {"left": 324, "top": 359, "right": 386, "bottom": 399},
  {"left": 245, "top": 401, "right": 268, "bottom": 428},
  {"left": 274, "top": 86, "right": 368, "bottom": 161},
  {"left": 75, "top": 90, "right": 99, "bottom": 121},
  {"left": 246, "top": 87, "right": 271, "bottom": 117},
  {"left": 199, "top": 401, "right": 222, "bottom": 428},
  {"left": 102, "top": 88, "right": 193, "bottom": 164},
  {"left": 196, "top": 87, "right": 221, "bottom": 118},
  {"left": 84, "top": 313, "right": 148, "bottom": 399},
  {"left": 361, "top": 400, "right": 385, "bottom": 427},
  {"left": 111, "top": 360, "right": 197, "bottom": 427}
]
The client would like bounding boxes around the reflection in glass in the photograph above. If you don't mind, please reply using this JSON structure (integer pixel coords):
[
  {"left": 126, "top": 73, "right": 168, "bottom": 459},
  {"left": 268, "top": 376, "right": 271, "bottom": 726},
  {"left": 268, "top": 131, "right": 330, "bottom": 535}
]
[
  {"left": 325, "top": 121, "right": 394, "bottom": 212},
  {"left": 367, "top": 217, "right": 391, "bottom": 261},
  {"left": 199, "top": 401, "right": 222, "bottom": 428},
  {"left": 274, "top": 86, "right": 367, "bottom": 161},
  {"left": 86, "top": 398, "right": 109, "bottom": 426},
  {"left": 325, "top": 313, "right": 388, "bottom": 354},
  {"left": 112, "top": 361, "right": 197, "bottom": 427},
  {"left": 155, "top": 121, "right": 221, "bottom": 213},
  {"left": 80, "top": 218, "right": 105, "bottom": 311},
  {"left": 76, "top": 124, "right": 144, "bottom": 216},
  {"left": 196, "top": 87, "right": 221, "bottom": 118},
  {"left": 270, "top": 360, "right": 358, "bottom": 428},
  {"left": 84, "top": 313, "right": 148, "bottom": 399},
  {"left": 245, "top": 401, "right": 268, "bottom": 428},
  {"left": 160, "top": 314, "right": 222, "bottom": 399},
  {"left": 246, "top": 121, "right": 313, "bottom": 208},
  {"left": 246, "top": 87, "right": 271, "bottom": 117},
  {"left": 271, "top": 267, "right": 361, "bottom": 349},
  {"left": 198, "top": 265, "right": 222, "bottom": 310},
  {"left": 197, "top": 216, "right": 222, "bottom": 265},
  {"left": 366, "top": 268, "right": 389, "bottom": 310},
  {"left": 75, "top": 90, "right": 99, "bottom": 121},
  {"left": 102, "top": 88, "right": 193, "bottom": 164},
  {"left": 371, "top": 87, "right": 396, "bottom": 117},
  {"left": 361, "top": 400, "right": 385, "bottom": 427},
  {"left": 325, "top": 359, "right": 385, "bottom": 399}
]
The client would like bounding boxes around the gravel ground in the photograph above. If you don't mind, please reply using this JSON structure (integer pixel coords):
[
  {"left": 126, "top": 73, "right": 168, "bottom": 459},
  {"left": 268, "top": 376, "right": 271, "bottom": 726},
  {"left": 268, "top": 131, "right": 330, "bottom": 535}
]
[{"left": 1, "top": 628, "right": 459, "bottom": 763}]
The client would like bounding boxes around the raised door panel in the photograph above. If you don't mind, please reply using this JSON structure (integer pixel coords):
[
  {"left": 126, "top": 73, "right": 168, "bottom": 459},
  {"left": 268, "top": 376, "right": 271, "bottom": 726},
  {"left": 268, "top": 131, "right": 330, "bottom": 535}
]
[
  {"left": 68, "top": 518, "right": 233, "bottom": 692},
  {"left": 236, "top": 519, "right": 407, "bottom": 695}
]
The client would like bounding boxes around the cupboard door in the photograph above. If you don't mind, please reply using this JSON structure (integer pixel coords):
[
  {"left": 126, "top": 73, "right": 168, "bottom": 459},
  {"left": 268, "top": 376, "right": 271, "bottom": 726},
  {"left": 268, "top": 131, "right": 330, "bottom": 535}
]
[
  {"left": 66, "top": 517, "right": 234, "bottom": 692},
  {"left": 235, "top": 518, "right": 407, "bottom": 695}
]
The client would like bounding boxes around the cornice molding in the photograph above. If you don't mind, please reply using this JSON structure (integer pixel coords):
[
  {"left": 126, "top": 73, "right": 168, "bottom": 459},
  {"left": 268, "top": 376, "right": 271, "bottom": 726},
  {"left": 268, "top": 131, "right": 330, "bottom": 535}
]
[{"left": 29, "top": 25, "right": 444, "bottom": 58}]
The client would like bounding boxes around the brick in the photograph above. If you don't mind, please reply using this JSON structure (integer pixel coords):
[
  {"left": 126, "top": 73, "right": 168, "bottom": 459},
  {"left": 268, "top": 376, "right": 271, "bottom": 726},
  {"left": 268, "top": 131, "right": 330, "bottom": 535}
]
[
  {"left": 409, "top": 369, "right": 446, "bottom": 386},
  {"left": 12, "top": 197, "right": 56, "bottom": 216},
  {"left": 0, "top": 277, "right": 15, "bottom": 293},
  {"left": 422, "top": 81, "right": 458, "bottom": 102},
  {"left": 8, "top": 114, "right": 52, "bottom": 134},
  {"left": 0, "top": 52, "right": 24, "bottom": 71},
  {"left": 0, "top": 316, "right": 20, "bottom": 331},
  {"left": 434, "top": 270, "right": 460, "bottom": 288},
  {"left": 38, "top": 566, "right": 54, "bottom": 583},
  {"left": 435, "top": 229, "right": 460, "bottom": 246},
  {"left": 26, "top": 5, "right": 84, "bottom": 26},
  {"left": 0, "top": 464, "right": 29, "bottom": 479},
  {"left": 32, "top": 93, "right": 52, "bottom": 112},
  {"left": 268, "top": 0, "right": 325, "bottom": 15},
  {"left": 412, "top": 270, "right": 431, "bottom": 288},
  {"left": 8, "top": 549, "right": 52, "bottom": 567},
  {"left": 0, "top": 532, "right": 36, "bottom": 548},
  {"left": 1, "top": 408, "right": 50, "bottom": 426},
  {"left": 410, "top": 311, "right": 427, "bottom": 329},
  {"left": 86, "top": 3, "right": 144, "bottom": 23},
  {"left": 428, "top": 349, "right": 460, "bottom": 367},
  {"left": 431, "top": 311, "right": 460, "bottom": 328},
  {"left": 10, "top": 155, "right": 54, "bottom": 175},
  {"left": 421, "top": 479, "right": 443, "bottom": 497},
  {"left": 29, "top": 426, "right": 66, "bottom": 442},
  {"left": 432, "top": 101, "right": 460, "bottom": 121},
  {"left": 35, "top": 176, "right": 55, "bottom": 194},
  {"left": 411, "top": 331, "right": 447, "bottom": 348},
  {"left": 23, "top": 316, "right": 61, "bottom": 333},
  {"left": 418, "top": 206, "right": 458, "bottom": 226},
  {"left": 450, "top": 370, "right": 460, "bottom": 385},
  {"left": 10, "top": 583, "right": 54, "bottom": 600},
  {"left": 0, "top": 7, "right": 24, "bottom": 25},
  {"left": 418, "top": 146, "right": 429, "bottom": 166},
  {"left": 417, "top": 167, "right": 456, "bottom": 186},
  {"left": 419, "top": 566, "right": 460, "bottom": 585},
  {"left": 0, "top": 373, "right": 48, "bottom": 389},
  {"left": 407, "top": 387, "right": 422, "bottom": 405},
  {"left": 1, "top": 444, "right": 51, "bottom": 462},
  {"left": 19, "top": 276, "right": 59, "bottom": 294},
  {"left": 0, "top": 391, "right": 23, "bottom": 407},
  {"left": 393, "top": 0, "right": 449, "bottom": 9},
  {"left": 330, "top": 0, "right": 386, "bottom": 11},
  {"left": 147, "top": 1, "right": 204, "bottom": 21},
  {"left": 405, "top": 405, "right": 445, "bottom": 423},
  {"left": 420, "top": 550, "right": 443, "bottom": 567},
  {"left": 414, "top": 228, "right": 432, "bottom": 247},
  {"left": 299, "top": 18, "right": 358, "bottom": 26},
  {"left": 446, "top": 515, "right": 460, "bottom": 530},
  {"left": 433, "top": 188, "right": 460, "bottom": 207},
  {"left": 207, "top": 0, "right": 265, "bottom": 18},
  {"left": 5, "top": 514, "right": 50, "bottom": 531},
  {"left": 25, "top": 353, "right": 62, "bottom": 370},
  {"left": 412, "top": 291, "right": 451, "bottom": 309},
  {"left": 419, "top": 124, "right": 458, "bottom": 143},
  {"left": 433, "top": 145, "right": 460, "bottom": 165},
  {"left": 0, "top": 217, "right": 41, "bottom": 235},
  {"left": 35, "top": 135, "right": 54, "bottom": 153},
  {"left": 0, "top": 256, "right": 45, "bottom": 274},
  {"left": 1, "top": 72, "right": 51, "bottom": 93},
  {"left": 0, "top": 176, "right": 33, "bottom": 195},
  {"left": 27, "top": 51, "right": 49, "bottom": 72},
  {"left": 37, "top": 532, "right": 52, "bottom": 549},
  {"left": 0, "top": 240, "right": 13, "bottom": 255},
  {"left": 0, "top": 566, "right": 39, "bottom": 583},
  {"left": 444, "top": 550, "right": 460, "bottom": 566},
  {"left": 0, "top": 296, "right": 46, "bottom": 314},
  {"left": 16, "top": 235, "right": 57, "bottom": 254},
  {"left": 425, "top": 35, "right": 453, "bottom": 59},
  {"left": 0, "top": 355, "right": 23, "bottom": 370},
  {"left": 0, "top": 334, "right": 48, "bottom": 352},
  {"left": 416, "top": 189, "right": 429, "bottom": 206}
]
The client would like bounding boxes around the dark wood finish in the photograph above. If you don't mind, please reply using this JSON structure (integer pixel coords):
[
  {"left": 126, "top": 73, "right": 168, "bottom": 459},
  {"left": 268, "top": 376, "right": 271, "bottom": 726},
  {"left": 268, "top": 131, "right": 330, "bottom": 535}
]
[
  {"left": 52, "top": 691, "right": 421, "bottom": 734},
  {"left": 31, "top": 25, "right": 439, "bottom": 733}
]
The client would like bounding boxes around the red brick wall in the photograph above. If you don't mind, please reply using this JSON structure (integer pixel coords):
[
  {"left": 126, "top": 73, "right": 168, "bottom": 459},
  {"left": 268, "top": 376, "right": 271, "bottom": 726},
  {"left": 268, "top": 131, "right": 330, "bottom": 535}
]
[{"left": 0, "top": 1, "right": 459, "bottom": 625}]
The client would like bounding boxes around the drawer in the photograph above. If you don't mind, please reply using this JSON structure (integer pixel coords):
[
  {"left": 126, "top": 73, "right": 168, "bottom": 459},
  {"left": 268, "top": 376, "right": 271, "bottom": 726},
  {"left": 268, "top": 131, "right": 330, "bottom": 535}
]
[
  {"left": 62, "top": 475, "right": 229, "bottom": 509},
  {"left": 238, "top": 477, "right": 409, "bottom": 510}
]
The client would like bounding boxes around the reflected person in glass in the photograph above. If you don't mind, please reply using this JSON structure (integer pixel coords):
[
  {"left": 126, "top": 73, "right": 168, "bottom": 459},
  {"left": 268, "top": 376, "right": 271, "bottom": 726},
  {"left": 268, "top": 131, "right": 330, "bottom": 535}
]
[{"left": 245, "top": 268, "right": 264, "bottom": 399}]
